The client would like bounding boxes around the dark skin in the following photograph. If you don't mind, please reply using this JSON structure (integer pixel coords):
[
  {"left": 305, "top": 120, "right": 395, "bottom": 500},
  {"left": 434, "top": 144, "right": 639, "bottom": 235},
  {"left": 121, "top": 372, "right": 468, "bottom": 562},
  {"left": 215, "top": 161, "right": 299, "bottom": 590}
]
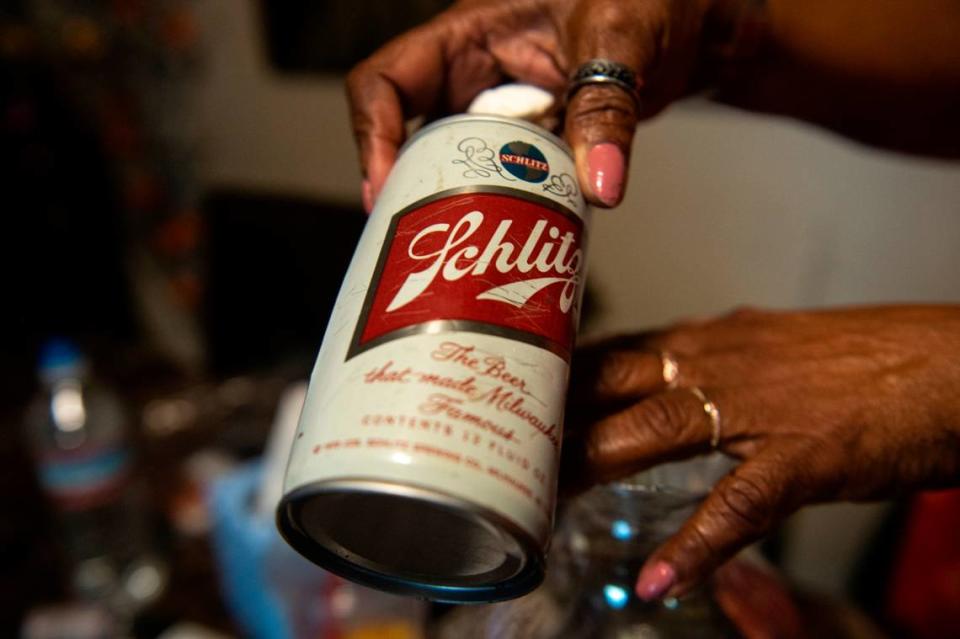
[
  {"left": 346, "top": 0, "right": 960, "bottom": 605},
  {"left": 347, "top": 0, "right": 960, "bottom": 208},
  {"left": 566, "top": 305, "right": 960, "bottom": 600}
]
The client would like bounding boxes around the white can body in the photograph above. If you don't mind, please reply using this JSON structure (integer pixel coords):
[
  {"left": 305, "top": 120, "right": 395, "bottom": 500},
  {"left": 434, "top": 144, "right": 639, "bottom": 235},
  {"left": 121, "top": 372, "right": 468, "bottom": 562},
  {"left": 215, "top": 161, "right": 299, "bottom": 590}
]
[{"left": 278, "top": 115, "right": 590, "bottom": 602}]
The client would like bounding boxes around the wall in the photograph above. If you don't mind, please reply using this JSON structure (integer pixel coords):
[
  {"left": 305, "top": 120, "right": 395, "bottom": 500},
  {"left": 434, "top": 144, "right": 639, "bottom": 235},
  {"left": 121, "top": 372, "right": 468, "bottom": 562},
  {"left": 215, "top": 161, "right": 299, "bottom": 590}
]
[
  {"left": 589, "top": 103, "right": 960, "bottom": 335},
  {"left": 195, "top": 0, "right": 361, "bottom": 203}
]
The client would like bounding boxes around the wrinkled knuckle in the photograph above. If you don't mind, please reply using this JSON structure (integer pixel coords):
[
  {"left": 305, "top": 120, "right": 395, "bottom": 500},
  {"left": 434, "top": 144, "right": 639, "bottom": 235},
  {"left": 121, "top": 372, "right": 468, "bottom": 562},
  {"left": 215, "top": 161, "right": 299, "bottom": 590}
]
[
  {"left": 591, "top": 0, "right": 636, "bottom": 30},
  {"left": 569, "top": 87, "right": 637, "bottom": 127},
  {"left": 686, "top": 520, "right": 721, "bottom": 566},
  {"left": 717, "top": 474, "right": 774, "bottom": 533},
  {"left": 583, "top": 430, "right": 611, "bottom": 470},
  {"left": 595, "top": 351, "right": 633, "bottom": 396},
  {"left": 632, "top": 394, "right": 687, "bottom": 442},
  {"left": 350, "top": 111, "right": 375, "bottom": 142}
]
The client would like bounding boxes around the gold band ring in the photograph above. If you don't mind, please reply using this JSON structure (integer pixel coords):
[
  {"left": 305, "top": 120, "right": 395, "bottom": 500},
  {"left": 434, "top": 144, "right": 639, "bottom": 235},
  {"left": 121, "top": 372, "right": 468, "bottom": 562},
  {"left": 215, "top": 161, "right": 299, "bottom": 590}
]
[{"left": 690, "top": 386, "right": 722, "bottom": 450}]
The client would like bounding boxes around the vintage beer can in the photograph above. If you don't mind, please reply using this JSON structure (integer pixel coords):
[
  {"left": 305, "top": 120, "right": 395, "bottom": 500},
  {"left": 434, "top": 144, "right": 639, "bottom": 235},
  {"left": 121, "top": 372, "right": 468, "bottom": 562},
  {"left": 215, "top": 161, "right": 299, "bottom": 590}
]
[{"left": 278, "top": 114, "right": 590, "bottom": 603}]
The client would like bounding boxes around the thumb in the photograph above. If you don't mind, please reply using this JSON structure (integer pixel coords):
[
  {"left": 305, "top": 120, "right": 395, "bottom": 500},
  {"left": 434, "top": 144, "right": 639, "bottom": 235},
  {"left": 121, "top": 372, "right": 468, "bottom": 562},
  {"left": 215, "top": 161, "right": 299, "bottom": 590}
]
[
  {"left": 633, "top": 453, "right": 805, "bottom": 600},
  {"left": 564, "top": 1, "right": 661, "bottom": 207}
]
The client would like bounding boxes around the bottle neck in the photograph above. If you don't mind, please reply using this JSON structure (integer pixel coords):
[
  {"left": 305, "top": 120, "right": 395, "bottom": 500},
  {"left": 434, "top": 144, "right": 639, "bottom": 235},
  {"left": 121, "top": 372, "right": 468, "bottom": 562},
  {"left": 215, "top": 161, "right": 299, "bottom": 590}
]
[{"left": 45, "top": 375, "right": 90, "bottom": 448}]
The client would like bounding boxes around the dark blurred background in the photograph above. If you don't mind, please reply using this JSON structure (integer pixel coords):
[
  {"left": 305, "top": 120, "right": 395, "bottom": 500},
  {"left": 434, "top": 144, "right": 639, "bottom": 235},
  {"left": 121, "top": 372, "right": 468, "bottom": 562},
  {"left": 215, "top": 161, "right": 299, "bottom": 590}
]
[
  {"left": 2, "top": 0, "right": 457, "bottom": 401},
  {"left": 1, "top": 1, "right": 451, "bottom": 636},
  {"left": 2, "top": 1, "right": 960, "bottom": 638}
]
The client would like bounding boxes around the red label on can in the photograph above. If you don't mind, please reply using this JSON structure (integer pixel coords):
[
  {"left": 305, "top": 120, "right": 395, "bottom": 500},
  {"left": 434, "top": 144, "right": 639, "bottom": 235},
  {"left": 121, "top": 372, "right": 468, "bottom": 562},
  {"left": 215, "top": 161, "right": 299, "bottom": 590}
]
[{"left": 349, "top": 189, "right": 584, "bottom": 360}]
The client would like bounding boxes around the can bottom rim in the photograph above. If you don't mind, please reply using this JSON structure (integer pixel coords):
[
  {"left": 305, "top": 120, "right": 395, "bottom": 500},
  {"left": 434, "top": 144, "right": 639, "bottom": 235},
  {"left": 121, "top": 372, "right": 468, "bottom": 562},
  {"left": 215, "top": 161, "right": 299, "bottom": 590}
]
[{"left": 277, "top": 478, "right": 546, "bottom": 604}]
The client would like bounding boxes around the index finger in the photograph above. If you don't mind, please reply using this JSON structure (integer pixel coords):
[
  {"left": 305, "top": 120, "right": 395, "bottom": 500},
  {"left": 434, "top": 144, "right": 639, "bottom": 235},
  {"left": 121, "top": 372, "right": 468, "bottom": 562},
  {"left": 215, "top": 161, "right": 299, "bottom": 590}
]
[
  {"left": 637, "top": 451, "right": 808, "bottom": 600},
  {"left": 346, "top": 25, "right": 447, "bottom": 205}
]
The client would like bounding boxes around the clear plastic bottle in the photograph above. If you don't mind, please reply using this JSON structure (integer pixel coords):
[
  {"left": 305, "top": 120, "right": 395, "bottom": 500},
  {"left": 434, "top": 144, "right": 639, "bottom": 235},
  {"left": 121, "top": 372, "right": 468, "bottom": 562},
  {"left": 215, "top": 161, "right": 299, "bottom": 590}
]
[
  {"left": 427, "top": 455, "right": 740, "bottom": 639},
  {"left": 548, "top": 481, "right": 738, "bottom": 639},
  {"left": 23, "top": 339, "right": 166, "bottom": 618}
]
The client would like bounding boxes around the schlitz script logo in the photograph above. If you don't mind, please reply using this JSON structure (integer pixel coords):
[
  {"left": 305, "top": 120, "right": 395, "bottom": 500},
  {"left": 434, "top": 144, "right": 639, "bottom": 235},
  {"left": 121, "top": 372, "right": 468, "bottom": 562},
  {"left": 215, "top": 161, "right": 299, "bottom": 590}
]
[{"left": 349, "top": 191, "right": 584, "bottom": 360}]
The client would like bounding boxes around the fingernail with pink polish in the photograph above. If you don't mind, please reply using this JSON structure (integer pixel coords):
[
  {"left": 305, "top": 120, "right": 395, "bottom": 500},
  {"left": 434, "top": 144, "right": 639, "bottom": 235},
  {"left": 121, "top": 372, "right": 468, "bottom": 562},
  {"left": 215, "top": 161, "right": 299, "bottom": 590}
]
[
  {"left": 362, "top": 179, "right": 374, "bottom": 214},
  {"left": 635, "top": 561, "right": 676, "bottom": 601},
  {"left": 587, "top": 143, "right": 625, "bottom": 206}
]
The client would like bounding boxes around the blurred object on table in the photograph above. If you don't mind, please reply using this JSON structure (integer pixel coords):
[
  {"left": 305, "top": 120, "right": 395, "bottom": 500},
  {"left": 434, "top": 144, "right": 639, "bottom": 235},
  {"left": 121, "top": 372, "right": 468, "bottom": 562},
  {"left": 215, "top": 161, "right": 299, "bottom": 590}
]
[
  {"left": 0, "top": 183, "right": 363, "bottom": 633},
  {"left": 428, "top": 582, "right": 565, "bottom": 639},
  {"left": 20, "top": 602, "right": 118, "bottom": 639},
  {"left": 22, "top": 339, "right": 168, "bottom": 628},
  {"left": 4, "top": 337, "right": 302, "bottom": 634},
  {"left": 549, "top": 484, "right": 738, "bottom": 638},
  {"left": 156, "top": 622, "right": 234, "bottom": 639},
  {"left": 125, "top": 368, "right": 302, "bottom": 637},
  {"left": 209, "top": 461, "right": 297, "bottom": 639},
  {"left": 167, "top": 449, "right": 238, "bottom": 539},
  {"left": 207, "top": 382, "right": 426, "bottom": 639},
  {"left": 430, "top": 454, "right": 886, "bottom": 638},
  {"left": 255, "top": 382, "right": 307, "bottom": 521},
  {"left": 140, "top": 373, "right": 292, "bottom": 454},
  {"left": 429, "top": 456, "right": 746, "bottom": 639}
]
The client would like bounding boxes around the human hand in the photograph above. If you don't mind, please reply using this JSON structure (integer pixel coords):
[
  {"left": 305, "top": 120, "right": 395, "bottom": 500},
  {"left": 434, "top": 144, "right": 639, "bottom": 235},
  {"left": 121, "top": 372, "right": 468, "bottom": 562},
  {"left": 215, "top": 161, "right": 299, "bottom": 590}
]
[
  {"left": 346, "top": 0, "right": 720, "bottom": 211},
  {"left": 564, "top": 305, "right": 960, "bottom": 600}
]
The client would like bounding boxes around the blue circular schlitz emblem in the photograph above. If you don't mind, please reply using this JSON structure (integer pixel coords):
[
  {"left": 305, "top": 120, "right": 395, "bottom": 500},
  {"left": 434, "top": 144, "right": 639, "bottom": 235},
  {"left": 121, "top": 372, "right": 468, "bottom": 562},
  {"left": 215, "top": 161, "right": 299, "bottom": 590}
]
[{"left": 499, "top": 141, "right": 550, "bottom": 183}]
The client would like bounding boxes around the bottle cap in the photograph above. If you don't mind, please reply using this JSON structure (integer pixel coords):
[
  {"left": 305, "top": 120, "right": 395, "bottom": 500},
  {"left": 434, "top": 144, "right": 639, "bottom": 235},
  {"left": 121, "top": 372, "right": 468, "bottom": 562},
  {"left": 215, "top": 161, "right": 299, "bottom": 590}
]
[{"left": 38, "top": 338, "right": 87, "bottom": 381}]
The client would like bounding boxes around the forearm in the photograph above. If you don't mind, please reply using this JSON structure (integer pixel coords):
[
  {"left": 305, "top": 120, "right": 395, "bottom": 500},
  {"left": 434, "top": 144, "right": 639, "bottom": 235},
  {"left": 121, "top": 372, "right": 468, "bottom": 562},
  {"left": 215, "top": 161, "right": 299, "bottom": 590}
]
[{"left": 705, "top": 0, "right": 960, "bottom": 156}]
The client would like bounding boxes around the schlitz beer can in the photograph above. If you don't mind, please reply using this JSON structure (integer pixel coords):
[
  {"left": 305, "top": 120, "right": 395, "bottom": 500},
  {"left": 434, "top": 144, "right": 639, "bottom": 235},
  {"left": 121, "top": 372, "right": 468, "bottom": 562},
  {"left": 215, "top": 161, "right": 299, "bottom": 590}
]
[{"left": 278, "top": 114, "right": 590, "bottom": 603}]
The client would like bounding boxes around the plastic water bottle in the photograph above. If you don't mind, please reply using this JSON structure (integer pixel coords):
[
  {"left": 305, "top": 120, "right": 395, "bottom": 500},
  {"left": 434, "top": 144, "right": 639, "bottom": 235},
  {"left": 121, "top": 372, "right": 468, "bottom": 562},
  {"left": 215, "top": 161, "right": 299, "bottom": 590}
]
[
  {"left": 428, "top": 455, "right": 740, "bottom": 639},
  {"left": 23, "top": 339, "right": 166, "bottom": 616}
]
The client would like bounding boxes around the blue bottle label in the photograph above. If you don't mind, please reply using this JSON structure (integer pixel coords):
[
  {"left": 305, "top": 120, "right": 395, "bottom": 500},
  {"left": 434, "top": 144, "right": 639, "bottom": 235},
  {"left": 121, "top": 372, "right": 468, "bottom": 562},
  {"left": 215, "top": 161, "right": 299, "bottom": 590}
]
[{"left": 39, "top": 446, "right": 131, "bottom": 510}]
